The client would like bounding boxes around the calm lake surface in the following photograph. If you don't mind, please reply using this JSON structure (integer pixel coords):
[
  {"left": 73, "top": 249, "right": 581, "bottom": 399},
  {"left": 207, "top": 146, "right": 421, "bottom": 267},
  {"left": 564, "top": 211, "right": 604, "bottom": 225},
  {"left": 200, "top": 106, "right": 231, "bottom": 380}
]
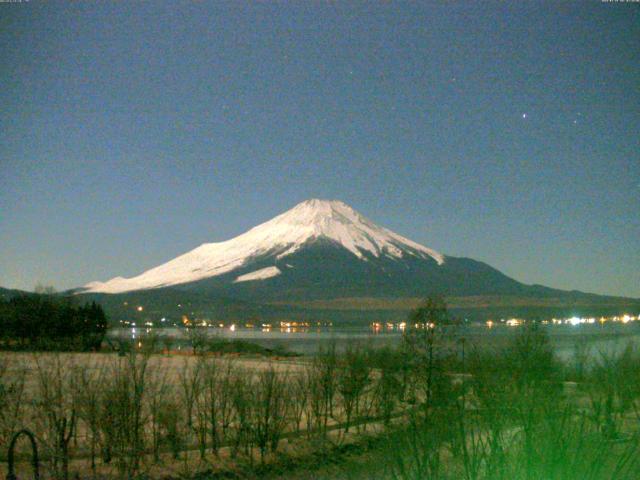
[{"left": 109, "top": 322, "right": 640, "bottom": 363}]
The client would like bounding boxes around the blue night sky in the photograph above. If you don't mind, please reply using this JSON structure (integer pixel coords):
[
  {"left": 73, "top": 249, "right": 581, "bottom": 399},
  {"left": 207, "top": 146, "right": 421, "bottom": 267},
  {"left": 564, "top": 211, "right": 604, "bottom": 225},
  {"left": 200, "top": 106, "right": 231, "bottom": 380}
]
[{"left": 1, "top": 2, "right": 638, "bottom": 297}]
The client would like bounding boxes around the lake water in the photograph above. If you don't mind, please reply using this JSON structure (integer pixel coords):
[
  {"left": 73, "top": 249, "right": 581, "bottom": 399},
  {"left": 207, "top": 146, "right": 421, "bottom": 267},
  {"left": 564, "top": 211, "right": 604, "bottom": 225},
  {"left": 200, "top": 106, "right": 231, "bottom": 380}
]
[{"left": 108, "top": 322, "right": 640, "bottom": 364}]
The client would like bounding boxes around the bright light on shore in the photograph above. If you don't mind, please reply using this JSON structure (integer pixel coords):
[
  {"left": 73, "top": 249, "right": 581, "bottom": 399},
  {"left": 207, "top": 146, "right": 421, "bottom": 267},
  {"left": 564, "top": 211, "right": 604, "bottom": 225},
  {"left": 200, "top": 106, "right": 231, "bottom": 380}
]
[{"left": 568, "top": 316, "right": 581, "bottom": 326}]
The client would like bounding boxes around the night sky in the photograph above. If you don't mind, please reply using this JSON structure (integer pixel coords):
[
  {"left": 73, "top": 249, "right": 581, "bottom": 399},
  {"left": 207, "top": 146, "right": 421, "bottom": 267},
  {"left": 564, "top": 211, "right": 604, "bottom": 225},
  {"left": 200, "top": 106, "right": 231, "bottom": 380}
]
[{"left": 1, "top": 2, "right": 638, "bottom": 297}]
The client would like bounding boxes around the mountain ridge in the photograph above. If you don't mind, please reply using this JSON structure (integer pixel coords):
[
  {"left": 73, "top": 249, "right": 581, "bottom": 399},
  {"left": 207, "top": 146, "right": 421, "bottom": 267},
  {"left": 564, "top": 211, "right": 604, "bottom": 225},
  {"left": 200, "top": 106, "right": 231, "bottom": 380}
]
[{"left": 82, "top": 199, "right": 445, "bottom": 294}]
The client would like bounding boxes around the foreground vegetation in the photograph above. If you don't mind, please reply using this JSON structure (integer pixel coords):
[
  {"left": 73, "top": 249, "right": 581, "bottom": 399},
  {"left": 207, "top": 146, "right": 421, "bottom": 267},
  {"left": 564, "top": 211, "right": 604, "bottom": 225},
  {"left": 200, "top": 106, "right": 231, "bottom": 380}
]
[{"left": 1, "top": 298, "right": 639, "bottom": 479}]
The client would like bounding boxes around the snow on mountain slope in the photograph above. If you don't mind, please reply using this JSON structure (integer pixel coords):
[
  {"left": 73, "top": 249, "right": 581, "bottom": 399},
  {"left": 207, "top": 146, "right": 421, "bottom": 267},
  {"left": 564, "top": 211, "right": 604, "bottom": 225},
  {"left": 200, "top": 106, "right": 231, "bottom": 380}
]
[
  {"left": 82, "top": 199, "right": 444, "bottom": 293},
  {"left": 233, "top": 266, "right": 281, "bottom": 283}
]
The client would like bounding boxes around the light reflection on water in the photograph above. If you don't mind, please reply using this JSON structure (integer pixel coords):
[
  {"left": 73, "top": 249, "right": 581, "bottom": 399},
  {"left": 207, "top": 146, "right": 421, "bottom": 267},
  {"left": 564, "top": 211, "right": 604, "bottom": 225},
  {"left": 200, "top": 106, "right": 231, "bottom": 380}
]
[{"left": 108, "top": 322, "right": 640, "bottom": 359}]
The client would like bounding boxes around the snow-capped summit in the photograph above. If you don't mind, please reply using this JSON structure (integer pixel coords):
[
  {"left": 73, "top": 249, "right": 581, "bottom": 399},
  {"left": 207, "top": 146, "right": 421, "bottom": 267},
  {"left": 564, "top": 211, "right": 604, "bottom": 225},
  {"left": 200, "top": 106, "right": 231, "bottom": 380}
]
[
  {"left": 82, "top": 199, "right": 444, "bottom": 294},
  {"left": 253, "top": 199, "right": 443, "bottom": 263}
]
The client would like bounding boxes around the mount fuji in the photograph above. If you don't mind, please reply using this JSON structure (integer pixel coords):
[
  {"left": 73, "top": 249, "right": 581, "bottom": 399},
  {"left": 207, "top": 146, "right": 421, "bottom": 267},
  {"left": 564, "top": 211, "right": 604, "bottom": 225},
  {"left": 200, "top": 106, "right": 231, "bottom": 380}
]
[
  {"left": 83, "top": 199, "right": 445, "bottom": 294},
  {"left": 78, "top": 199, "right": 639, "bottom": 322}
]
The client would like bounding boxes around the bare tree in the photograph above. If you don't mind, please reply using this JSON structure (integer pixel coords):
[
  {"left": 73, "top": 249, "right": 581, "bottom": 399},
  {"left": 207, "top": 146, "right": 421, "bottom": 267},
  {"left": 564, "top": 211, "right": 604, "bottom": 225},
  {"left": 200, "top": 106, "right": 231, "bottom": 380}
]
[
  {"left": 34, "top": 354, "right": 77, "bottom": 480},
  {"left": 372, "top": 347, "right": 404, "bottom": 426},
  {"left": 162, "top": 335, "right": 175, "bottom": 355},
  {"left": 192, "top": 357, "right": 210, "bottom": 459},
  {"left": 147, "top": 362, "right": 171, "bottom": 463},
  {"left": 99, "top": 351, "right": 150, "bottom": 478},
  {"left": 178, "top": 356, "right": 203, "bottom": 447},
  {"left": 75, "top": 360, "right": 107, "bottom": 475},
  {"left": 217, "top": 360, "right": 237, "bottom": 447},
  {"left": 0, "top": 356, "right": 27, "bottom": 460},
  {"left": 156, "top": 391, "right": 184, "bottom": 460},
  {"left": 290, "top": 371, "right": 308, "bottom": 434},
  {"left": 403, "top": 295, "right": 452, "bottom": 415},
  {"left": 253, "top": 365, "right": 290, "bottom": 462},
  {"left": 305, "top": 345, "right": 337, "bottom": 439},
  {"left": 183, "top": 326, "right": 209, "bottom": 355},
  {"left": 201, "top": 357, "right": 221, "bottom": 455},
  {"left": 230, "top": 370, "right": 253, "bottom": 460},
  {"left": 336, "top": 344, "right": 370, "bottom": 433}
]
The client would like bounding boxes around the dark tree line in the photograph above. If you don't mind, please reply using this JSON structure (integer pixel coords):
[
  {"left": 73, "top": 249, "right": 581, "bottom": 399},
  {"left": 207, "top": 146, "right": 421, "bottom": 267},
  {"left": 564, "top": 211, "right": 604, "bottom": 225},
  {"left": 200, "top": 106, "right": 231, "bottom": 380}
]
[{"left": 0, "top": 293, "right": 107, "bottom": 350}]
